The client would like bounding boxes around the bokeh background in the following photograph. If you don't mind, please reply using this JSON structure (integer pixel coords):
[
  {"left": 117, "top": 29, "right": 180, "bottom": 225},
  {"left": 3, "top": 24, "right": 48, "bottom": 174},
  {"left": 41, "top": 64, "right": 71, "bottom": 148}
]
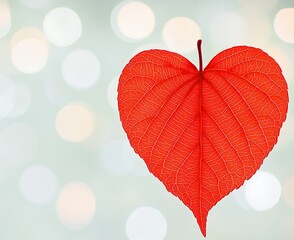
[{"left": 0, "top": 0, "right": 293, "bottom": 239}]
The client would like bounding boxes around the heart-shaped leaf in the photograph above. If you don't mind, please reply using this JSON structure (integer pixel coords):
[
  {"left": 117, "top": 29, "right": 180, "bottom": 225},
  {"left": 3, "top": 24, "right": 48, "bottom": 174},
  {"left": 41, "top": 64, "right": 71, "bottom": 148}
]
[{"left": 117, "top": 40, "right": 288, "bottom": 237}]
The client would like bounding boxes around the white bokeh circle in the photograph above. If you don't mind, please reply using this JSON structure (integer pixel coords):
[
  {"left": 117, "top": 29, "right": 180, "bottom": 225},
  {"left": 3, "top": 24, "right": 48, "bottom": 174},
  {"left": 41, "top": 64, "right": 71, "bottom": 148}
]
[
  {"left": 245, "top": 171, "right": 281, "bottom": 211},
  {"left": 55, "top": 103, "right": 95, "bottom": 142},
  {"left": 19, "top": 165, "right": 59, "bottom": 204},
  {"left": 112, "top": 1, "right": 155, "bottom": 41},
  {"left": 43, "top": 7, "right": 82, "bottom": 47},
  {"left": 62, "top": 49, "right": 100, "bottom": 89},
  {"left": 56, "top": 182, "right": 96, "bottom": 229},
  {"left": 11, "top": 38, "right": 48, "bottom": 74},
  {"left": 162, "top": 17, "right": 201, "bottom": 53},
  {"left": 126, "top": 206, "right": 167, "bottom": 240},
  {"left": 274, "top": 8, "right": 294, "bottom": 43}
]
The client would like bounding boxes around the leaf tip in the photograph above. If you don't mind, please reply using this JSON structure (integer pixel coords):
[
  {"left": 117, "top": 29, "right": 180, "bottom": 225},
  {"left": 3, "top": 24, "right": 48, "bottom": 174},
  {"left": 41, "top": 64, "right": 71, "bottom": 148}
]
[
  {"left": 199, "top": 218, "right": 207, "bottom": 238},
  {"left": 193, "top": 210, "right": 208, "bottom": 237}
]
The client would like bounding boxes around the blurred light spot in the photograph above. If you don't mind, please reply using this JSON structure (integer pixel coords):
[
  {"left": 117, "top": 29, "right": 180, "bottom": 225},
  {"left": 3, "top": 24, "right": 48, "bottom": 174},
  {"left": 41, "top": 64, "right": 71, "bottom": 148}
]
[
  {"left": 267, "top": 47, "right": 293, "bottom": 81},
  {"left": 62, "top": 49, "right": 100, "bottom": 89},
  {"left": 19, "top": 165, "right": 58, "bottom": 204},
  {"left": 56, "top": 103, "right": 95, "bottom": 142},
  {"left": 11, "top": 38, "right": 48, "bottom": 74},
  {"left": 10, "top": 27, "right": 48, "bottom": 72},
  {"left": 283, "top": 175, "right": 294, "bottom": 208},
  {"left": 0, "top": 1, "right": 11, "bottom": 39},
  {"left": 245, "top": 171, "right": 281, "bottom": 211},
  {"left": 107, "top": 76, "right": 118, "bottom": 111},
  {"left": 0, "top": 123, "right": 38, "bottom": 166},
  {"left": 56, "top": 182, "right": 96, "bottom": 229},
  {"left": 209, "top": 12, "right": 248, "bottom": 48},
  {"left": 112, "top": 1, "right": 155, "bottom": 41},
  {"left": 43, "top": 7, "right": 82, "bottom": 47},
  {"left": 274, "top": 8, "right": 294, "bottom": 43},
  {"left": 10, "top": 26, "right": 49, "bottom": 74},
  {"left": 162, "top": 17, "right": 201, "bottom": 53},
  {"left": 20, "top": 0, "right": 56, "bottom": 9},
  {"left": 100, "top": 139, "right": 136, "bottom": 175},
  {"left": 126, "top": 206, "right": 167, "bottom": 240},
  {"left": 10, "top": 27, "right": 47, "bottom": 47}
]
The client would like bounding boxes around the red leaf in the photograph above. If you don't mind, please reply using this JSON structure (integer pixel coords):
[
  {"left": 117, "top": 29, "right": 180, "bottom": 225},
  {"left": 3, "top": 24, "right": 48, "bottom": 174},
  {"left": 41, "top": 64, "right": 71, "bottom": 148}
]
[{"left": 117, "top": 40, "right": 288, "bottom": 237}]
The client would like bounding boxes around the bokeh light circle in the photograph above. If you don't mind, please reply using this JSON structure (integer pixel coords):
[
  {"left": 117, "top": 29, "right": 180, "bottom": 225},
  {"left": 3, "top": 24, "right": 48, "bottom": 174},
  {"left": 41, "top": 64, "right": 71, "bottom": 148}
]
[
  {"left": 11, "top": 38, "right": 48, "bottom": 74},
  {"left": 274, "top": 8, "right": 294, "bottom": 43},
  {"left": 43, "top": 7, "right": 82, "bottom": 47},
  {"left": 56, "top": 103, "right": 95, "bottom": 142},
  {"left": 0, "top": 123, "right": 38, "bottom": 166},
  {"left": 112, "top": 1, "right": 155, "bottom": 41},
  {"left": 0, "top": 1, "right": 11, "bottom": 39},
  {"left": 10, "top": 27, "right": 47, "bottom": 47},
  {"left": 162, "top": 17, "right": 201, "bottom": 53},
  {"left": 126, "top": 206, "right": 167, "bottom": 240},
  {"left": 19, "top": 165, "right": 59, "bottom": 204},
  {"left": 62, "top": 49, "right": 100, "bottom": 89},
  {"left": 245, "top": 171, "right": 281, "bottom": 211},
  {"left": 56, "top": 182, "right": 96, "bottom": 229}
]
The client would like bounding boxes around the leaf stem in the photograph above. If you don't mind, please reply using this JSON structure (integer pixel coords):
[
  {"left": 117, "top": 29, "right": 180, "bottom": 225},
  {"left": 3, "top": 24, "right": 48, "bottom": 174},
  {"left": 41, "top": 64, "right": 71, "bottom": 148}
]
[{"left": 197, "top": 39, "right": 203, "bottom": 72}]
